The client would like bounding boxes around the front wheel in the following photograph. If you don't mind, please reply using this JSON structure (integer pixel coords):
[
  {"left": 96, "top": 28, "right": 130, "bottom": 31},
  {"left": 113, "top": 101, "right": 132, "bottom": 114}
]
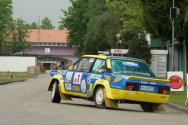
[
  {"left": 51, "top": 82, "right": 61, "bottom": 103},
  {"left": 94, "top": 87, "right": 105, "bottom": 108}
]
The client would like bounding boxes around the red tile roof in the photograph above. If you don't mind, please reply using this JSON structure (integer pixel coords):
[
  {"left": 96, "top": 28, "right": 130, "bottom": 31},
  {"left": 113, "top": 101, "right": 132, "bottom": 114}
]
[{"left": 26, "top": 29, "right": 68, "bottom": 43}]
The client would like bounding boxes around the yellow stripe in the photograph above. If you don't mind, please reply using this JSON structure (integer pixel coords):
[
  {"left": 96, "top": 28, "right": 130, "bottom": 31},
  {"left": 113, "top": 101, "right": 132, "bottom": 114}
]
[
  {"left": 127, "top": 76, "right": 169, "bottom": 83},
  {"left": 82, "top": 55, "right": 107, "bottom": 59}
]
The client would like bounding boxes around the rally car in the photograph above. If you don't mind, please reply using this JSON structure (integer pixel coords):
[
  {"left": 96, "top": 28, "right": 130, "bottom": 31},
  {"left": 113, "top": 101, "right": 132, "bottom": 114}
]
[{"left": 48, "top": 55, "right": 170, "bottom": 112}]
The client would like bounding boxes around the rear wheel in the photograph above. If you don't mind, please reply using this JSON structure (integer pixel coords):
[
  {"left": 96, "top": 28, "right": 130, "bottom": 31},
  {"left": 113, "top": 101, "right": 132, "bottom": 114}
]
[
  {"left": 141, "top": 103, "right": 153, "bottom": 112},
  {"left": 51, "top": 82, "right": 61, "bottom": 103},
  {"left": 94, "top": 87, "right": 105, "bottom": 108}
]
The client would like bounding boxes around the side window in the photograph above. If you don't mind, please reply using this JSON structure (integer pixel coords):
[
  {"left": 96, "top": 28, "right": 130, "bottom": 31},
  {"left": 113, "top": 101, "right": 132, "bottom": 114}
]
[
  {"left": 91, "top": 59, "right": 106, "bottom": 74},
  {"left": 73, "top": 61, "right": 79, "bottom": 71},
  {"left": 77, "top": 58, "right": 95, "bottom": 72}
]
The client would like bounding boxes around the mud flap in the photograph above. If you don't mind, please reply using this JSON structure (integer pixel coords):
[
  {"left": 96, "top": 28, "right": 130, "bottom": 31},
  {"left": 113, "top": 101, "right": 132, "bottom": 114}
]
[
  {"left": 58, "top": 86, "right": 72, "bottom": 100},
  {"left": 104, "top": 97, "right": 118, "bottom": 109},
  {"left": 152, "top": 104, "right": 165, "bottom": 111},
  {"left": 59, "top": 92, "right": 72, "bottom": 100}
]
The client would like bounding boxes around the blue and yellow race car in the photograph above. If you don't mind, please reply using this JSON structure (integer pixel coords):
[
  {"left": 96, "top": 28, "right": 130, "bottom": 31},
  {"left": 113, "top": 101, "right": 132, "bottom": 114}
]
[{"left": 48, "top": 55, "right": 170, "bottom": 112}]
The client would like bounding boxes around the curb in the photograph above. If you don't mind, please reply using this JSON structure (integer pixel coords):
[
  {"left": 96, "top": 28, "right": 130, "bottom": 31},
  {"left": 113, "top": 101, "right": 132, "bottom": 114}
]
[
  {"left": 167, "top": 102, "right": 188, "bottom": 113},
  {"left": 0, "top": 79, "right": 27, "bottom": 85}
]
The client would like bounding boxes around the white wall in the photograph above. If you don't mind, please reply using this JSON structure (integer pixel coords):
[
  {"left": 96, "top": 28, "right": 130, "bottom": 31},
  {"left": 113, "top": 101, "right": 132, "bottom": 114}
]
[
  {"left": 0, "top": 56, "right": 37, "bottom": 72},
  {"left": 150, "top": 50, "right": 168, "bottom": 78}
]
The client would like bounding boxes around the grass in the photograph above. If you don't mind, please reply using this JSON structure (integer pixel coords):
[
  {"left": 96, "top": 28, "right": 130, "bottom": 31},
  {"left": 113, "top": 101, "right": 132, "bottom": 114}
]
[
  {"left": 169, "top": 89, "right": 188, "bottom": 108},
  {"left": 0, "top": 72, "right": 35, "bottom": 84}
]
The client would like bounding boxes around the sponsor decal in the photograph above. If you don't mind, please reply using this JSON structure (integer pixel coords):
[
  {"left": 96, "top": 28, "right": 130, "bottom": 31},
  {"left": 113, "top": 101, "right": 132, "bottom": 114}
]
[
  {"left": 81, "top": 80, "right": 86, "bottom": 93},
  {"left": 123, "top": 62, "right": 139, "bottom": 67},
  {"left": 89, "top": 74, "right": 101, "bottom": 79},
  {"left": 126, "top": 92, "right": 135, "bottom": 96},
  {"left": 141, "top": 81, "right": 149, "bottom": 84},
  {"left": 65, "top": 83, "right": 71, "bottom": 90},
  {"left": 59, "top": 70, "right": 67, "bottom": 75},
  {"left": 111, "top": 85, "right": 121, "bottom": 89},
  {"left": 141, "top": 81, "right": 156, "bottom": 85},
  {"left": 113, "top": 78, "right": 122, "bottom": 82},
  {"left": 150, "top": 82, "right": 157, "bottom": 85},
  {"left": 72, "top": 86, "right": 80, "bottom": 91},
  {"left": 105, "top": 75, "right": 111, "bottom": 81},
  {"left": 66, "top": 72, "right": 73, "bottom": 79},
  {"left": 73, "top": 73, "right": 82, "bottom": 84},
  {"left": 65, "top": 72, "right": 73, "bottom": 83}
]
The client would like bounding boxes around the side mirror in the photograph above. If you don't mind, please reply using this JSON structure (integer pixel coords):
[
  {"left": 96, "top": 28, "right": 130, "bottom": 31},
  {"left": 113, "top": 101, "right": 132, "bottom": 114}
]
[{"left": 68, "top": 65, "right": 73, "bottom": 70}]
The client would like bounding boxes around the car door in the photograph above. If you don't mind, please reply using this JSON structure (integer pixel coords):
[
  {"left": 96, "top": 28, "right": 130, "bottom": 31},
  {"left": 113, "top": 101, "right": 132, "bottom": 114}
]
[
  {"left": 88, "top": 59, "right": 107, "bottom": 90},
  {"left": 64, "top": 57, "right": 95, "bottom": 94}
]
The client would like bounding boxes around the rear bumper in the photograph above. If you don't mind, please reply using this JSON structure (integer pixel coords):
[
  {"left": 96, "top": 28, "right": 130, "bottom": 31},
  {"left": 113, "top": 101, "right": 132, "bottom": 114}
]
[{"left": 106, "top": 89, "right": 169, "bottom": 104}]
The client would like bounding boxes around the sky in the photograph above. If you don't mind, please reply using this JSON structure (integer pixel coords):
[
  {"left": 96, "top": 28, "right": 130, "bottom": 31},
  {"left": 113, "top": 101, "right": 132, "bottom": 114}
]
[{"left": 12, "top": 0, "right": 71, "bottom": 28}]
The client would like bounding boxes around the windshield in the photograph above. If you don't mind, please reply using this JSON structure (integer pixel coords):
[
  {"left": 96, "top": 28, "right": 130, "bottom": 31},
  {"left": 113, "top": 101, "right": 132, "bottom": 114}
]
[{"left": 111, "top": 59, "right": 155, "bottom": 77}]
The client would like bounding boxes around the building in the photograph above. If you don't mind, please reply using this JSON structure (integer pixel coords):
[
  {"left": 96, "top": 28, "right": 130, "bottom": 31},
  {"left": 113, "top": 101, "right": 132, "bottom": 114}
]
[
  {"left": 25, "top": 29, "right": 78, "bottom": 70},
  {"left": 150, "top": 37, "right": 187, "bottom": 78}
]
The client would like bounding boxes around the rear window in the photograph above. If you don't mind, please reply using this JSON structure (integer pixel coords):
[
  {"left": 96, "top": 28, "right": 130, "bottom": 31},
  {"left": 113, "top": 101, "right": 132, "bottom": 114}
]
[{"left": 111, "top": 59, "right": 155, "bottom": 77}]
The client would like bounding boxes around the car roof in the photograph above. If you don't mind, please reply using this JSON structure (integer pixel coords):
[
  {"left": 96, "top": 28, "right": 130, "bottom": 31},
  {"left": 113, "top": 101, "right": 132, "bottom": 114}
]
[{"left": 82, "top": 55, "right": 145, "bottom": 62}]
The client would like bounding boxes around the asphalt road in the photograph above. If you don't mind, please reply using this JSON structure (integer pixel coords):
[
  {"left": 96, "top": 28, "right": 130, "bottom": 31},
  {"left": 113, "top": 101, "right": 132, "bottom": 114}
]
[{"left": 0, "top": 73, "right": 188, "bottom": 125}]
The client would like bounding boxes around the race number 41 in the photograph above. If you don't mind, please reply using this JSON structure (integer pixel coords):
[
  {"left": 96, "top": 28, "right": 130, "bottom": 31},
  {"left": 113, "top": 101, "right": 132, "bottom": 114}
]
[{"left": 73, "top": 73, "right": 82, "bottom": 84}]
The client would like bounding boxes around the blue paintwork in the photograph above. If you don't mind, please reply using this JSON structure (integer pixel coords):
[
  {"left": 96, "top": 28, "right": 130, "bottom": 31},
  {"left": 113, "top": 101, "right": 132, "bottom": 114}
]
[
  {"left": 50, "top": 56, "right": 170, "bottom": 95},
  {"left": 50, "top": 70, "right": 59, "bottom": 77}
]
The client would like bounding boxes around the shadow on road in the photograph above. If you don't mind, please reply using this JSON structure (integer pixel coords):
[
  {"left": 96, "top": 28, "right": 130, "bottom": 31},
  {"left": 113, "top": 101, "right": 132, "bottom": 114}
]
[{"left": 60, "top": 102, "right": 144, "bottom": 113}]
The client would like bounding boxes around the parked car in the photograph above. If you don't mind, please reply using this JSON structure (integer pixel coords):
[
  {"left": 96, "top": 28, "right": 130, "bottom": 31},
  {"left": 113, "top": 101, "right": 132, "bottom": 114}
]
[{"left": 48, "top": 55, "right": 170, "bottom": 112}]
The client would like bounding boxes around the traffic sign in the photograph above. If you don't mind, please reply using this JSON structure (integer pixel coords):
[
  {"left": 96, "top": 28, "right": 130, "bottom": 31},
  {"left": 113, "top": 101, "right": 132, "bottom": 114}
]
[
  {"left": 169, "top": 75, "right": 183, "bottom": 89},
  {"left": 167, "top": 71, "right": 184, "bottom": 91}
]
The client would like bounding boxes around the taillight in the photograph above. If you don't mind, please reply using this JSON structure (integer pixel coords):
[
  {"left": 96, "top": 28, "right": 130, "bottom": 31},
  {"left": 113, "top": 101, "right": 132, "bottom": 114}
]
[
  {"left": 158, "top": 86, "right": 170, "bottom": 95},
  {"left": 125, "top": 83, "right": 138, "bottom": 91}
]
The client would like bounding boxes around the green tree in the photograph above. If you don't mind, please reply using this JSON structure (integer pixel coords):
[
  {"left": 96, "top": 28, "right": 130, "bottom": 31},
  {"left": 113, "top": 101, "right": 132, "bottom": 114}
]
[
  {"left": 127, "top": 34, "right": 151, "bottom": 64},
  {"left": 140, "top": 0, "right": 188, "bottom": 43},
  {"left": 106, "top": 0, "right": 151, "bottom": 61},
  {"left": 84, "top": 0, "right": 120, "bottom": 54},
  {"left": 10, "top": 18, "right": 31, "bottom": 54},
  {"left": 29, "top": 22, "right": 38, "bottom": 29},
  {"left": 60, "top": 0, "right": 89, "bottom": 56},
  {"left": 40, "top": 17, "right": 55, "bottom": 29},
  {"left": 0, "top": 0, "right": 13, "bottom": 53},
  {"left": 106, "top": 0, "right": 145, "bottom": 45}
]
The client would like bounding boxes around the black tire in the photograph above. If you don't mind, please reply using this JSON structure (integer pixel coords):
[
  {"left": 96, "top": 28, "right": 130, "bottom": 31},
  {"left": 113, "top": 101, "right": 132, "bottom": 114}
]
[
  {"left": 94, "top": 87, "right": 105, "bottom": 108},
  {"left": 51, "top": 82, "right": 61, "bottom": 103},
  {"left": 141, "top": 103, "right": 153, "bottom": 112}
]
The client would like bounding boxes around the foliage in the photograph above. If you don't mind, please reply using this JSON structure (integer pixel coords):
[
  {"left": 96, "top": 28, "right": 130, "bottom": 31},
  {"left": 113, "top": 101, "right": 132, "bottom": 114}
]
[
  {"left": 140, "top": 0, "right": 188, "bottom": 44},
  {"left": 0, "top": 0, "right": 13, "bottom": 53},
  {"left": 61, "top": 0, "right": 120, "bottom": 55},
  {"left": 84, "top": 0, "right": 120, "bottom": 54},
  {"left": 127, "top": 34, "right": 151, "bottom": 64},
  {"left": 106, "top": 0, "right": 145, "bottom": 45},
  {"left": 40, "top": 17, "right": 55, "bottom": 29},
  {"left": 60, "top": 0, "right": 89, "bottom": 56},
  {"left": 29, "top": 22, "right": 38, "bottom": 29},
  {"left": 61, "top": 0, "right": 188, "bottom": 65},
  {"left": 3, "top": 18, "right": 31, "bottom": 54}
]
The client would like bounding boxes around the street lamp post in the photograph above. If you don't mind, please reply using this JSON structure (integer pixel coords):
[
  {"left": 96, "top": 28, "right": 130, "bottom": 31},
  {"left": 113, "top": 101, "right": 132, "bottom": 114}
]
[
  {"left": 116, "top": 34, "right": 121, "bottom": 56},
  {"left": 171, "top": 0, "right": 175, "bottom": 71}
]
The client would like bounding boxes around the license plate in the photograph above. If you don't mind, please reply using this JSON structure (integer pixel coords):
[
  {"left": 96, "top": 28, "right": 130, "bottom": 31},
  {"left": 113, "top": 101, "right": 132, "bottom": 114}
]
[{"left": 140, "top": 85, "right": 154, "bottom": 92}]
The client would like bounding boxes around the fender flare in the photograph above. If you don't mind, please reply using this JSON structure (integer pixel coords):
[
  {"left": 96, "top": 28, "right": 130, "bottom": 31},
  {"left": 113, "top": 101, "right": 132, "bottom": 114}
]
[
  {"left": 93, "top": 79, "right": 112, "bottom": 99},
  {"left": 48, "top": 75, "right": 64, "bottom": 91}
]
